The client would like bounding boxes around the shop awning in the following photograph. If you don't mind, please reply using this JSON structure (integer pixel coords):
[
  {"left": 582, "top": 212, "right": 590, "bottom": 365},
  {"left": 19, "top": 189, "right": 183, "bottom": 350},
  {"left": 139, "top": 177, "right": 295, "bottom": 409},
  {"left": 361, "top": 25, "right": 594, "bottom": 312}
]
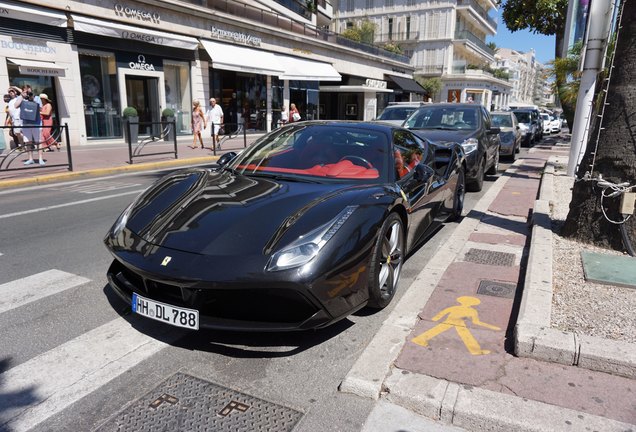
[
  {"left": 386, "top": 75, "right": 426, "bottom": 94},
  {"left": 200, "top": 39, "right": 284, "bottom": 76},
  {"left": 275, "top": 55, "right": 341, "bottom": 81},
  {"left": 7, "top": 58, "right": 66, "bottom": 77},
  {"left": 319, "top": 85, "right": 393, "bottom": 93},
  {"left": 0, "top": 1, "right": 67, "bottom": 27},
  {"left": 72, "top": 15, "right": 200, "bottom": 50}
]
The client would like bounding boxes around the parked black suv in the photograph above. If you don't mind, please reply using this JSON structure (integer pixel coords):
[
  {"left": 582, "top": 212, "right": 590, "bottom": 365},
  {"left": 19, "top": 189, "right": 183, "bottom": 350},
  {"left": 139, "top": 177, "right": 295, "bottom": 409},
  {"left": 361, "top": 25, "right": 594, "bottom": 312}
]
[{"left": 403, "top": 103, "right": 500, "bottom": 191}]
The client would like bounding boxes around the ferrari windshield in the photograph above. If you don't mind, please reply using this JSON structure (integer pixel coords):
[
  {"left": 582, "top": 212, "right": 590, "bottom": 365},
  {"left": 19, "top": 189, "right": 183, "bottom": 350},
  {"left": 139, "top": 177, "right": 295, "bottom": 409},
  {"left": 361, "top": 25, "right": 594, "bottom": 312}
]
[
  {"left": 230, "top": 124, "right": 389, "bottom": 182},
  {"left": 404, "top": 106, "right": 479, "bottom": 131}
]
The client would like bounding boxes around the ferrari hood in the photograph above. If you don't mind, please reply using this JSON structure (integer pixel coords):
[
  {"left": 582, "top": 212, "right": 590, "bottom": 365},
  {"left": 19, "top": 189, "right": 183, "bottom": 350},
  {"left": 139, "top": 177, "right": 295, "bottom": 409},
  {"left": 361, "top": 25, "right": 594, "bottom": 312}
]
[{"left": 125, "top": 168, "right": 363, "bottom": 256}]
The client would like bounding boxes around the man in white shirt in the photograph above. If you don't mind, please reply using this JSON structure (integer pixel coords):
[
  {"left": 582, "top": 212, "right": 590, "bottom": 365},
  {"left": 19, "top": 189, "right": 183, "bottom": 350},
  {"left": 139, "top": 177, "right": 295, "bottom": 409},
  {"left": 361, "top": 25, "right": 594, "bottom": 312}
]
[
  {"left": 206, "top": 98, "right": 224, "bottom": 149},
  {"left": 7, "top": 87, "right": 23, "bottom": 149}
]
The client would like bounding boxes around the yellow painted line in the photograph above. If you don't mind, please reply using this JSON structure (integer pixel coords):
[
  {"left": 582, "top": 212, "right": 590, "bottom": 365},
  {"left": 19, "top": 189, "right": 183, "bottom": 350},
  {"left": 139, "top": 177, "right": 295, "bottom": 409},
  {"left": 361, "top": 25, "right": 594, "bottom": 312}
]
[
  {"left": 0, "top": 156, "right": 219, "bottom": 189},
  {"left": 411, "top": 296, "right": 500, "bottom": 355}
]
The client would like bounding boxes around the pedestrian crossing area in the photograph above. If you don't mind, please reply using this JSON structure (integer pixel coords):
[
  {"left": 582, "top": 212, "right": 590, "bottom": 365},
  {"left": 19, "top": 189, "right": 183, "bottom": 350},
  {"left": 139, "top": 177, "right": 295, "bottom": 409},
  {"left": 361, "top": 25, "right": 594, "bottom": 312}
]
[{"left": 0, "top": 269, "right": 181, "bottom": 432}]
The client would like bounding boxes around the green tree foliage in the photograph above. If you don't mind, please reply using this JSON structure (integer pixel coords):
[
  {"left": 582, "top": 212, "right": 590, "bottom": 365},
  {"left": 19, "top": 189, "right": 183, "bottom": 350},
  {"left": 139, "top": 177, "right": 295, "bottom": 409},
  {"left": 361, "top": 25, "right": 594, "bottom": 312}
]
[
  {"left": 341, "top": 19, "right": 377, "bottom": 45},
  {"left": 500, "top": 0, "right": 568, "bottom": 40},
  {"left": 415, "top": 76, "right": 442, "bottom": 100},
  {"left": 383, "top": 42, "right": 403, "bottom": 54}
]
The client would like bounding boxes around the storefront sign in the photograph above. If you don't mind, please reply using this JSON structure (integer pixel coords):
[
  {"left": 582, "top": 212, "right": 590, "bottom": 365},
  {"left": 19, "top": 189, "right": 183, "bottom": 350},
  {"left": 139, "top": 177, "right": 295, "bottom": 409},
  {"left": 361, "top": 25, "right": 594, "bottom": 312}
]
[
  {"left": 17, "top": 64, "right": 64, "bottom": 77},
  {"left": 1, "top": 39, "right": 56, "bottom": 56},
  {"left": 364, "top": 79, "right": 387, "bottom": 89},
  {"left": 210, "top": 27, "right": 261, "bottom": 47},
  {"left": 117, "top": 52, "right": 162, "bottom": 71},
  {"left": 114, "top": 4, "right": 160, "bottom": 24},
  {"left": 121, "top": 30, "right": 164, "bottom": 45}
]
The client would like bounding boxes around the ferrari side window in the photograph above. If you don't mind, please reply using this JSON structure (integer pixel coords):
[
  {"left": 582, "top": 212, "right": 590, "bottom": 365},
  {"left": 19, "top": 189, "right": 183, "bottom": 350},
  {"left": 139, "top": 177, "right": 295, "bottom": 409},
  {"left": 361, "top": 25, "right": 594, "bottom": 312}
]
[{"left": 393, "top": 131, "right": 424, "bottom": 179}]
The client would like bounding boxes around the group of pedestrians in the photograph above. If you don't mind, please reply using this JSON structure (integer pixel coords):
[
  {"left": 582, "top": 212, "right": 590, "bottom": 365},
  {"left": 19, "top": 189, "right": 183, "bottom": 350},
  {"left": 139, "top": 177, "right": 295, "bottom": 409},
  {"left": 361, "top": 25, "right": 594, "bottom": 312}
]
[
  {"left": 190, "top": 97, "right": 225, "bottom": 150},
  {"left": 3, "top": 84, "right": 60, "bottom": 166}
]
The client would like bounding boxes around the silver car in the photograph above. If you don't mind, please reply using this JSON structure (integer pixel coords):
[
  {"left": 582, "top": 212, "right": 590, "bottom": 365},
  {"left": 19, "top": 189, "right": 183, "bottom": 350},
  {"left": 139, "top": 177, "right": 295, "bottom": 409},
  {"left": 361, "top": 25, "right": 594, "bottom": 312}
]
[{"left": 491, "top": 111, "right": 521, "bottom": 161}]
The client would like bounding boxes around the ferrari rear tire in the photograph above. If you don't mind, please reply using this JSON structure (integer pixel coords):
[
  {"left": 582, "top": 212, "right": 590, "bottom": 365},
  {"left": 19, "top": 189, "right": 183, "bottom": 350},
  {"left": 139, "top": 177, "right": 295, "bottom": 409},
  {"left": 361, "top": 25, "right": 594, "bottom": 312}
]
[
  {"left": 447, "top": 167, "right": 465, "bottom": 222},
  {"left": 367, "top": 213, "right": 404, "bottom": 309}
]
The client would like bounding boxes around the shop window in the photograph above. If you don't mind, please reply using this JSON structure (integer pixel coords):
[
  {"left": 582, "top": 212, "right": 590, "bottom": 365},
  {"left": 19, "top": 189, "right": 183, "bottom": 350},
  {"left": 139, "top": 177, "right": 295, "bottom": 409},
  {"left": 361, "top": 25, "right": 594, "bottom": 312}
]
[
  {"left": 164, "top": 61, "right": 192, "bottom": 135},
  {"left": 79, "top": 50, "right": 121, "bottom": 139}
]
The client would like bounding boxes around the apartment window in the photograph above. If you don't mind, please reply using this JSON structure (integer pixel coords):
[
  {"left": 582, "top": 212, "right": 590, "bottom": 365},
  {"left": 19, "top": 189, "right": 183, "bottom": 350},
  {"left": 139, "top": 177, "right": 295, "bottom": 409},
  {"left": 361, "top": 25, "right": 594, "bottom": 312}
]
[
  {"left": 408, "top": 0, "right": 416, "bottom": 5},
  {"left": 386, "top": 0, "right": 394, "bottom": 6},
  {"left": 388, "top": 18, "right": 393, "bottom": 40},
  {"left": 406, "top": 17, "right": 411, "bottom": 39},
  {"left": 346, "top": 21, "right": 354, "bottom": 29},
  {"left": 345, "top": 0, "right": 354, "bottom": 12},
  {"left": 366, "top": 0, "right": 374, "bottom": 8}
]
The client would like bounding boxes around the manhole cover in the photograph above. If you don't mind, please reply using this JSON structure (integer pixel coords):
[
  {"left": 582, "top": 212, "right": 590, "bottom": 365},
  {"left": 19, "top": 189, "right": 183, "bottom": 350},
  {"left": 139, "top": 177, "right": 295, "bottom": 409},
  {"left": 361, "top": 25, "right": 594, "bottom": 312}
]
[
  {"left": 464, "top": 248, "right": 515, "bottom": 267},
  {"left": 477, "top": 280, "right": 517, "bottom": 298},
  {"left": 95, "top": 372, "right": 303, "bottom": 432}
]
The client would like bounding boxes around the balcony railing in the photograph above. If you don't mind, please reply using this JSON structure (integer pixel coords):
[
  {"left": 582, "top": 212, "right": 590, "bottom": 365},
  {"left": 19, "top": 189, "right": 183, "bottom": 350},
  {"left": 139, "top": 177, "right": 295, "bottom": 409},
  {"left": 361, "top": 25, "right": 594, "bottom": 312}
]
[
  {"left": 454, "top": 30, "right": 495, "bottom": 57},
  {"left": 272, "top": 0, "right": 313, "bottom": 20},
  {"left": 456, "top": 0, "right": 497, "bottom": 30},
  {"left": 377, "top": 31, "right": 420, "bottom": 42},
  {"left": 207, "top": 0, "right": 410, "bottom": 63},
  {"left": 417, "top": 65, "right": 445, "bottom": 74}
]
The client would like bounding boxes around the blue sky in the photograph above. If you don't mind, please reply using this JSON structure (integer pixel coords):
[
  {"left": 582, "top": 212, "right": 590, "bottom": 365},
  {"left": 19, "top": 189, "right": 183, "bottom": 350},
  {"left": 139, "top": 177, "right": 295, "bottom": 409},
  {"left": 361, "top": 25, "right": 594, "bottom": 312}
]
[{"left": 488, "top": 15, "right": 557, "bottom": 65}]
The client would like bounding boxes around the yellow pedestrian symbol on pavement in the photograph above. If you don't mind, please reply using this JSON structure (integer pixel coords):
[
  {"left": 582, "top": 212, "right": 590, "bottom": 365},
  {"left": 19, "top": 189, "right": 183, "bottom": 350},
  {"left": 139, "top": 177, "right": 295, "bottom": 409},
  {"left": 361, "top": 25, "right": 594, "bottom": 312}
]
[{"left": 412, "top": 296, "right": 500, "bottom": 355}]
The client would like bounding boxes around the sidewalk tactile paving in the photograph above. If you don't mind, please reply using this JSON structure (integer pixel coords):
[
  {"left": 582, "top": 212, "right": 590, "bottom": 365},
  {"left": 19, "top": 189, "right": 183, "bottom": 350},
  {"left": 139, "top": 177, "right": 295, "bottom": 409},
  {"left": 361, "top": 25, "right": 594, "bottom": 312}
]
[{"left": 463, "top": 249, "right": 516, "bottom": 267}]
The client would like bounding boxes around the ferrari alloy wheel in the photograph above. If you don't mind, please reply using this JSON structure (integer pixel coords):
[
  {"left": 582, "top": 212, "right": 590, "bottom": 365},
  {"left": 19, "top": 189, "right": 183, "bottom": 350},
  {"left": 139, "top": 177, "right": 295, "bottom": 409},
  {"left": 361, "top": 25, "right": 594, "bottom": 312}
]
[
  {"left": 448, "top": 167, "right": 465, "bottom": 221},
  {"left": 367, "top": 213, "right": 404, "bottom": 309}
]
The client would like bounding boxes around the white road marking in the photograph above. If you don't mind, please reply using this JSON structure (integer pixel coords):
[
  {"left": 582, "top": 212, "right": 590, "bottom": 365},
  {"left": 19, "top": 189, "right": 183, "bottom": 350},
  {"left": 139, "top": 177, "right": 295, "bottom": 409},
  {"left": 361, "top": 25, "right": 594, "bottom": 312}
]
[
  {"left": 50, "top": 182, "right": 142, "bottom": 194},
  {"left": 0, "top": 317, "right": 179, "bottom": 432},
  {"left": 0, "top": 270, "right": 91, "bottom": 314},
  {"left": 0, "top": 189, "right": 145, "bottom": 220}
]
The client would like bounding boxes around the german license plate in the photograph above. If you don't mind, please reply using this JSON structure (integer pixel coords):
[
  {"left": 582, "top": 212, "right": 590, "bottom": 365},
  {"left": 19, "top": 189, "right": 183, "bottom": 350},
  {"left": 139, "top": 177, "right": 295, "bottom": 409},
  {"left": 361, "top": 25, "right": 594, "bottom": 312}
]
[{"left": 132, "top": 293, "right": 199, "bottom": 330}]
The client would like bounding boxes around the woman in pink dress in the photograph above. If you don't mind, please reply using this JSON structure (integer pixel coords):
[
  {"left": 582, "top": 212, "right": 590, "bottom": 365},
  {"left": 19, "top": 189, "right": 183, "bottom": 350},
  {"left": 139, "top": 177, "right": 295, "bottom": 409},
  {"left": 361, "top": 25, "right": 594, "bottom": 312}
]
[
  {"left": 40, "top": 93, "right": 60, "bottom": 151},
  {"left": 190, "top": 100, "right": 206, "bottom": 149}
]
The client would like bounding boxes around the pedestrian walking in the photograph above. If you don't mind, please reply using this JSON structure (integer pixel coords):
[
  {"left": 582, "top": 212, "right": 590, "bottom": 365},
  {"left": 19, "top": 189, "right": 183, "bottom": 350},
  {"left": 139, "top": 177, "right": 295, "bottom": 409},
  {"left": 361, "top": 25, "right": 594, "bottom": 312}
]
[
  {"left": 39, "top": 94, "right": 60, "bottom": 152},
  {"left": 16, "top": 85, "right": 43, "bottom": 165},
  {"left": 190, "top": 100, "right": 206, "bottom": 149},
  {"left": 206, "top": 98, "right": 224, "bottom": 149},
  {"left": 7, "top": 87, "right": 23, "bottom": 151},
  {"left": 289, "top": 103, "right": 301, "bottom": 123}
]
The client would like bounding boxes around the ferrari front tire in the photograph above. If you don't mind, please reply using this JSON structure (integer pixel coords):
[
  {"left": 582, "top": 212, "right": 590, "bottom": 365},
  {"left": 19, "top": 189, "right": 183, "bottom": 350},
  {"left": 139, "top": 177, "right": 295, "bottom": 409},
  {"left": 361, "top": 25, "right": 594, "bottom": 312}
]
[{"left": 367, "top": 213, "right": 404, "bottom": 309}]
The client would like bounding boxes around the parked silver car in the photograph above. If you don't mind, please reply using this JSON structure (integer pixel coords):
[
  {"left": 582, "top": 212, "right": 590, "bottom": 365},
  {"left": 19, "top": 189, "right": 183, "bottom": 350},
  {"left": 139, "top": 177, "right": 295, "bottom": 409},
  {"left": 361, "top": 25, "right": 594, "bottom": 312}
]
[{"left": 491, "top": 111, "right": 521, "bottom": 161}]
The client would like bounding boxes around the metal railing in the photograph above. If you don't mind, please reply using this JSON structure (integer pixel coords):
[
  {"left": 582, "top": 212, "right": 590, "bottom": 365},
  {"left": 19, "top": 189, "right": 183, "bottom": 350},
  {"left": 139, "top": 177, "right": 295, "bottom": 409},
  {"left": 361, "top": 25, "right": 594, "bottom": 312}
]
[
  {"left": 125, "top": 120, "right": 177, "bottom": 165},
  {"left": 0, "top": 124, "right": 72, "bottom": 172},
  {"left": 211, "top": 122, "right": 247, "bottom": 156},
  {"left": 456, "top": 0, "right": 497, "bottom": 30},
  {"left": 377, "top": 31, "right": 420, "bottom": 42},
  {"left": 454, "top": 30, "right": 495, "bottom": 57}
]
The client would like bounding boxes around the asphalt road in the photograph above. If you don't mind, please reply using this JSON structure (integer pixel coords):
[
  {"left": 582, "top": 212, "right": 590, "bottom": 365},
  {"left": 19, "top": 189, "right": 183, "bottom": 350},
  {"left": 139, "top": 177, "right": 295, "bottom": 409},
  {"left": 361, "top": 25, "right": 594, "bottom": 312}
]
[{"left": 0, "top": 152, "right": 524, "bottom": 432}]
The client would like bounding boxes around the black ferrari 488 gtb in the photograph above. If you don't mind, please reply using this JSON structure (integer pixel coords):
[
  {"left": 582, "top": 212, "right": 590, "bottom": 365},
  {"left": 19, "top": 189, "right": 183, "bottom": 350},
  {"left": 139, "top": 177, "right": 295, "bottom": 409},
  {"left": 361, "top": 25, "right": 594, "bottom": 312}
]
[{"left": 105, "top": 121, "right": 465, "bottom": 331}]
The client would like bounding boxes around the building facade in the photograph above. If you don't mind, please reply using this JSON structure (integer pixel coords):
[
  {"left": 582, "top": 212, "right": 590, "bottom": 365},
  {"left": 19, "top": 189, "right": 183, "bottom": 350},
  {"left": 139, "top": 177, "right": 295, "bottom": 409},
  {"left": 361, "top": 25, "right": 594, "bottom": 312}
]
[
  {"left": 334, "top": 0, "right": 512, "bottom": 110},
  {"left": 494, "top": 48, "right": 544, "bottom": 107},
  {"left": 0, "top": 0, "right": 421, "bottom": 146}
]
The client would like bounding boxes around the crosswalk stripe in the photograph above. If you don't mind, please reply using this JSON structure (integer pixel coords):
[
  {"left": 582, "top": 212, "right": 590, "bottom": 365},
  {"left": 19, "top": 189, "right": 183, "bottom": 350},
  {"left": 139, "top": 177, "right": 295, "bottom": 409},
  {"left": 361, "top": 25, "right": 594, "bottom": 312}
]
[
  {"left": 0, "top": 317, "right": 180, "bottom": 432},
  {"left": 0, "top": 270, "right": 91, "bottom": 314}
]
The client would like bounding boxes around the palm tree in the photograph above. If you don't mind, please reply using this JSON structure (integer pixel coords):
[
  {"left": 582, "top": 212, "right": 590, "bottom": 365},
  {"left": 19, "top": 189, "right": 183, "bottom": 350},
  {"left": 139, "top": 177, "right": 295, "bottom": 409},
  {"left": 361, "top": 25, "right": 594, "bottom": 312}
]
[{"left": 547, "top": 41, "right": 582, "bottom": 131}]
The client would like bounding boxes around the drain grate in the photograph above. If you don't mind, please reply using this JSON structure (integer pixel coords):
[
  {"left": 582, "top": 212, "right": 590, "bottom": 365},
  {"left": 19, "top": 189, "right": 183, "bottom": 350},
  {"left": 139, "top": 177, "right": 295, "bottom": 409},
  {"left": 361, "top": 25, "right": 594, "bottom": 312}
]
[
  {"left": 95, "top": 372, "right": 303, "bottom": 432},
  {"left": 464, "top": 248, "right": 516, "bottom": 267},
  {"left": 477, "top": 280, "right": 517, "bottom": 299}
]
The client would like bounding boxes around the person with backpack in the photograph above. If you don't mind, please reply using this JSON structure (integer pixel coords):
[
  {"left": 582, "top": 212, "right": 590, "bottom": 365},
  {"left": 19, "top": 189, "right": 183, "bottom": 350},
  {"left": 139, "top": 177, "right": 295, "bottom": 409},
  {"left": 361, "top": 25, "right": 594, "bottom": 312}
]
[{"left": 15, "top": 85, "right": 44, "bottom": 165}]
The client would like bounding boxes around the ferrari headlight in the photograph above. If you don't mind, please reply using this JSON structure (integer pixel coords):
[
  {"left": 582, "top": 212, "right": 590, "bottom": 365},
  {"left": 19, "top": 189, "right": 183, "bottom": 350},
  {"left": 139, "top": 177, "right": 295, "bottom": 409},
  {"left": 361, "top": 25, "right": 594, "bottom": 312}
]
[
  {"left": 460, "top": 138, "right": 478, "bottom": 155},
  {"left": 267, "top": 205, "right": 358, "bottom": 271},
  {"left": 111, "top": 202, "right": 134, "bottom": 237}
]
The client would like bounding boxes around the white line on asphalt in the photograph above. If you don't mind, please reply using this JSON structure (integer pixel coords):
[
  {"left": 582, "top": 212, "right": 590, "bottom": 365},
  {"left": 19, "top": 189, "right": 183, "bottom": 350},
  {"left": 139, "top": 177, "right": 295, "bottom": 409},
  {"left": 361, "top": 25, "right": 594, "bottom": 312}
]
[
  {"left": 0, "top": 317, "right": 180, "bottom": 432},
  {"left": 0, "top": 270, "right": 91, "bottom": 314},
  {"left": 50, "top": 182, "right": 142, "bottom": 194},
  {"left": 0, "top": 189, "right": 145, "bottom": 219}
]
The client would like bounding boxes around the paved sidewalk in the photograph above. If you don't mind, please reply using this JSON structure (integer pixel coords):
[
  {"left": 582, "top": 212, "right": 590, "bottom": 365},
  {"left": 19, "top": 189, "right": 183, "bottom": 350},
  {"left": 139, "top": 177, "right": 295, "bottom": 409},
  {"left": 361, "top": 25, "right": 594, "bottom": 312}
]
[
  {"left": 348, "top": 138, "right": 636, "bottom": 431},
  {"left": 0, "top": 133, "right": 262, "bottom": 188}
]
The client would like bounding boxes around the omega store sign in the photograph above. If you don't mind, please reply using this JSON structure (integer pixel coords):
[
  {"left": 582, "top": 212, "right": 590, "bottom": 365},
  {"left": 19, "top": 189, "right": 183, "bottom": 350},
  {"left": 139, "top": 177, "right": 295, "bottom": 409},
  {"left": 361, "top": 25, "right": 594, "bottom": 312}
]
[{"left": 116, "top": 52, "right": 163, "bottom": 71}]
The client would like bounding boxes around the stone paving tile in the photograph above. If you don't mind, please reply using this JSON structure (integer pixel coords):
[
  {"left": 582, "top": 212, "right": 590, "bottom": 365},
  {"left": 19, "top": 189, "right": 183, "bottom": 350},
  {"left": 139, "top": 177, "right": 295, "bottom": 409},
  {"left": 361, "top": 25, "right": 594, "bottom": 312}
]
[{"left": 468, "top": 232, "right": 527, "bottom": 247}]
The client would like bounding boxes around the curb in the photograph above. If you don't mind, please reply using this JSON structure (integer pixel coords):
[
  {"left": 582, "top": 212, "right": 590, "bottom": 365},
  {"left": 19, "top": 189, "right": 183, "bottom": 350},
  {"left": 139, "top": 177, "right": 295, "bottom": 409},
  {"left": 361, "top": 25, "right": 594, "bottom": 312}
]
[
  {"left": 382, "top": 369, "right": 634, "bottom": 432},
  {"left": 339, "top": 158, "right": 517, "bottom": 400},
  {"left": 0, "top": 156, "right": 218, "bottom": 189},
  {"left": 513, "top": 156, "right": 636, "bottom": 379}
]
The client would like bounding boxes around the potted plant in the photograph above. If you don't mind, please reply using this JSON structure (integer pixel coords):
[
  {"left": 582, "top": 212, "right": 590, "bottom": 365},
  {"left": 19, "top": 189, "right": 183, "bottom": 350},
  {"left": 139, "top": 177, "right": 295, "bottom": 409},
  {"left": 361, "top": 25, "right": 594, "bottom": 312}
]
[
  {"left": 161, "top": 108, "right": 176, "bottom": 141},
  {"left": 122, "top": 106, "right": 139, "bottom": 144}
]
